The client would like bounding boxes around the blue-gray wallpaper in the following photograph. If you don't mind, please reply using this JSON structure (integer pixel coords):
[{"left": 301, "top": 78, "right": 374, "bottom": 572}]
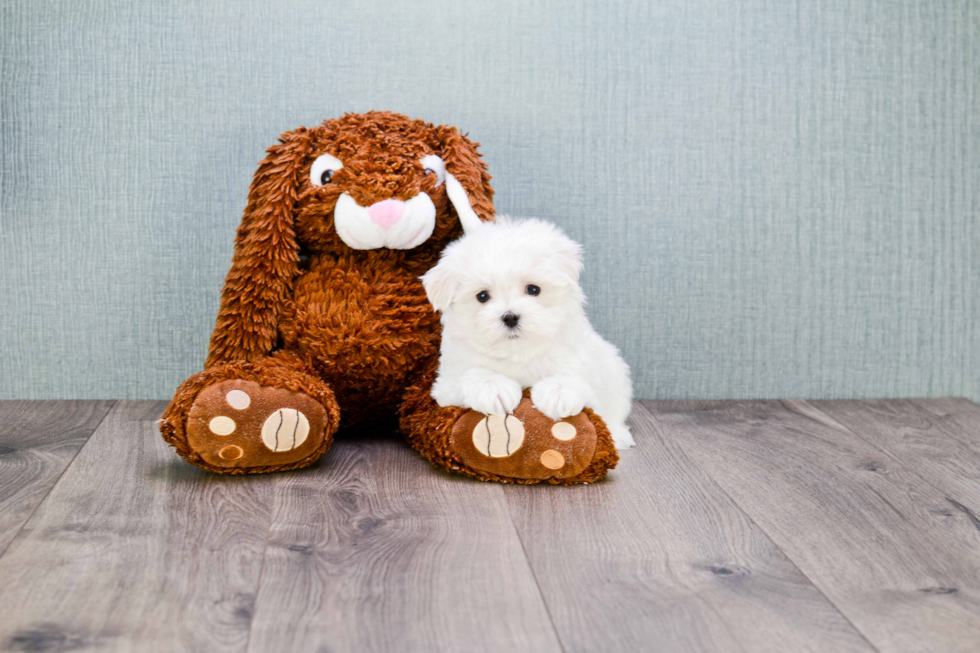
[{"left": 1, "top": 0, "right": 977, "bottom": 400}]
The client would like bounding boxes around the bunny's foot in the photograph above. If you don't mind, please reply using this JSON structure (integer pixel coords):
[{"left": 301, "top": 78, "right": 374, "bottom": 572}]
[
  {"left": 184, "top": 380, "right": 331, "bottom": 471},
  {"left": 448, "top": 396, "right": 617, "bottom": 483},
  {"left": 161, "top": 356, "right": 340, "bottom": 474},
  {"left": 401, "top": 371, "right": 619, "bottom": 484}
]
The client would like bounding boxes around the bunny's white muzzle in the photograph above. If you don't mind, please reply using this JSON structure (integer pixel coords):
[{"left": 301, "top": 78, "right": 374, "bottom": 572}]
[
  {"left": 332, "top": 153, "right": 483, "bottom": 250},
  {"left": 334, "top": 192, "right": 437, "bottom": 250}
]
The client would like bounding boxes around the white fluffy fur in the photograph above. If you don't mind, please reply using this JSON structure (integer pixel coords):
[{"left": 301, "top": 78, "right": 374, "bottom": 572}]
[{"left": 422, "top": 216, "right": 635, "bottom": 449}]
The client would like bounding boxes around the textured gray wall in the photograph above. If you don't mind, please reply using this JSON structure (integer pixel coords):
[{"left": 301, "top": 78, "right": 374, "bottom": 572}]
[{"left": 1, "top": 0, "right": 978, "bottom": 401}]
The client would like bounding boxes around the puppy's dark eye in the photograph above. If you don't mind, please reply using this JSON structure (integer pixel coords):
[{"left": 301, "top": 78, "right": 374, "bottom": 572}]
[
  {"left": 526, "top": 285, "right": 540, "bottom": 296},
  {"left": 320, "top": 170, "right": 334, "bottom": 184},
  {"left": 476, "top": 290, "right": 491, "bottom": 303},
  {"left": 424, "top": 168, "right": 435, "bottom": 176}
]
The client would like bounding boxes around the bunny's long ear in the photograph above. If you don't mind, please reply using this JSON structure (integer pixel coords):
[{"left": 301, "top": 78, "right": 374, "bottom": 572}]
[
  {"left": 433, "top": 124, "right": 495, "bottom": 231},
  {"left": 445, "top": 173, "right": 483, "bottom": 234},
  {"left": 205, "top": 128, "right": 313, "bottom": 367}
]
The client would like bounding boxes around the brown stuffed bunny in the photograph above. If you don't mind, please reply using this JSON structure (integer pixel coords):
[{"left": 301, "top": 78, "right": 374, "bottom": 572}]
[{"left": 160, "top": 112, "right": 618, "bottom": 484}]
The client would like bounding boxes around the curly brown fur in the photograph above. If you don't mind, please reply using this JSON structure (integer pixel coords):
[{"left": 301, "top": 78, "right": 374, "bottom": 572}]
[{"left": 205, "top": 112, "right": 493, "bottom": 370}]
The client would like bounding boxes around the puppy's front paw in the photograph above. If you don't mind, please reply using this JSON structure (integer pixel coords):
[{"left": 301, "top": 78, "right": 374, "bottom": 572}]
[
  {"left": 460, "top": 372, "right": 523, "bottom": 416},
  {"left": 531, "top": 377, "right": 588, "bottom": 420}
]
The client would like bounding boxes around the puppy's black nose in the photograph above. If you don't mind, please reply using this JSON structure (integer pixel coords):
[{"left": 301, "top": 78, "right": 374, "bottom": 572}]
[{"left": 501, "top": 312, "right": 520, "bottom": 329}]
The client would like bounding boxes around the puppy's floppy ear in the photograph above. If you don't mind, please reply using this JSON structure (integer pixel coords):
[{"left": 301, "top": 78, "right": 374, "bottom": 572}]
[
  {"left": 433, "top": 124, "right": 495, "bottom": 228},
  {"left": 420, "top": 262, "right": 458, "bottom": 313},
  {"left": 206, "top": 128, "right": 313, "bottom": 367},
  {"left": 545, "top": 229, "right": 585, "bottom": 285}
]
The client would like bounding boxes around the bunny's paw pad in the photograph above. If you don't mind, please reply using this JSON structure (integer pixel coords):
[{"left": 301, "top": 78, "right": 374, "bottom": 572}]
[
  {"left": 450, "top": 397, "right": 598, "bottom": 481},
  {"left": 186, "top": 380, "right": 329, "bottom": 469}
]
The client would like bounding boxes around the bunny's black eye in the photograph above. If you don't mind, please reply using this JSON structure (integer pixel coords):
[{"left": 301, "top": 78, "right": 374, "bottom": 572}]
[
  {"left": 476, "top": 290, "right": 491, "bottom": 303},
  {"left": 310, "top": 153, "right": 343, "bottom": 187},
  {"left": 526, "top": 285, "right": 540, "bottom": 296}
]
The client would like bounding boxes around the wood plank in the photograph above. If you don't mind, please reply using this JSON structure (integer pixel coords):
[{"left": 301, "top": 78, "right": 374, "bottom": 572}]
[
  {"left": 0, "top": 400, "right": 114, "bottom": 556},
  {"left": 814, "top": 399, "right": 980, "bottom": 512},
  {"left": 504, "top": 404, "right": 875, "bottom": 653},
  {"left": 246, "top": 429, "right": 563, "bottom": 653},
  {"left": 644, "top": 399, "right": 980, "bottom": 653},
  {"left": 0, "top": 401, "right": 276, "bottom": 653}
]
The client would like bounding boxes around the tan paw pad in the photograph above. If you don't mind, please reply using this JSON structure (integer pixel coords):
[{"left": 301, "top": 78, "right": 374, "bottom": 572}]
[
  {"left": 551, "top": 422, "right": 577, "bottom": 441},
  {"left": 450, "top": 397, "right": 599, "bottom": 481},
  {"left": 540, "top": 450, "right": 565, "bottom": 469},
  {"left": 226, "top": 389, "right": 251, "bottom": 410},
  {"left": 209, "top": 416, "right": 236, "bottom": 435},
  {"left": 219, "top": 445, "right": 243, "bottom": 461},
  {"left": 472, "top": 414, "right": 525, "bottom": 457},
  {"left": 261, "top": 408, "right": 310, "bottom": 452}
]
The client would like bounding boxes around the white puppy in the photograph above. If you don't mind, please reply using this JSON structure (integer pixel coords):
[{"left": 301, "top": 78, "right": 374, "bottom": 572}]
[{"left": 421, "top": 216, "right": 635, "bottom": 449}]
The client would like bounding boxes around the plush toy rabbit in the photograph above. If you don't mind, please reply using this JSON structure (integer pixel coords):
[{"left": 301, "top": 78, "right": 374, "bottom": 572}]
[{"left": 160, "top": 112, "right": 618, "bottom": 484}]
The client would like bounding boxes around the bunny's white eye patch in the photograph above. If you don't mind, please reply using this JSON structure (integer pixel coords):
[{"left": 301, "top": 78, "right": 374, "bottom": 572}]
[
  {"left": 420, "top": 154, "right": 446, "bottom": 186},
  {"left": 310, "top": 153, "right": 343, "bottom": 186}
]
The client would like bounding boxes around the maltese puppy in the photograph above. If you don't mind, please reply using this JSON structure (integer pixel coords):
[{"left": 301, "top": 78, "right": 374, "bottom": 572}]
[{"left": 421, "top": 216, "right": 635, "bottom": 449}]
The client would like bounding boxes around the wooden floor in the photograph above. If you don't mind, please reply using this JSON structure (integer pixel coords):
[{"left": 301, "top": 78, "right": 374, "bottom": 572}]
[{"left": 1, "top": 400, "right": 979, "bottom": 652}]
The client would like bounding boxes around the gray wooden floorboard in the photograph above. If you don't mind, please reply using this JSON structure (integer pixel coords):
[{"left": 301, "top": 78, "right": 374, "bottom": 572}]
[
  {"left": 814, "top": 399, "right": 980, "bottom": 514},
  {"left": 3, "top": 399, "right": 979, "bottom": 652},
  {"left": 504, "top": 404, "right": 876, "bottom": 653},
  {"left": 0, "top": 400, "right": 113, "bottom": 557},
  {"left": 245, "top": 430, "right": 563, "bottom": 653},
  {"left": 0, "top": 401, "right": 277, "bottom": 653},
  {"left": 643, "top": 399, "right": 980, "bottom": 653}
]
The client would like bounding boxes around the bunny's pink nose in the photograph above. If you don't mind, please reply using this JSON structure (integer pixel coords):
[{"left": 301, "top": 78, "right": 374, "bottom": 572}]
[{"left": 367, "top": 199, "right": 404, "bottom": 230}]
